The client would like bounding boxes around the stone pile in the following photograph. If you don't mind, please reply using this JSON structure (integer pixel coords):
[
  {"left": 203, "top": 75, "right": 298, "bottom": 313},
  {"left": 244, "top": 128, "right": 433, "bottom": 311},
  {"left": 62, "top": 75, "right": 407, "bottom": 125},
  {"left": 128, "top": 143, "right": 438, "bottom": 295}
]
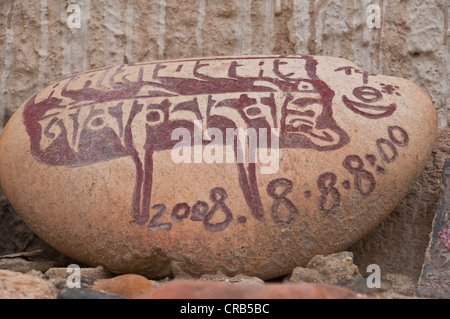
[{"left": 0, "top": 251, "right": 418, "bottom": 299}]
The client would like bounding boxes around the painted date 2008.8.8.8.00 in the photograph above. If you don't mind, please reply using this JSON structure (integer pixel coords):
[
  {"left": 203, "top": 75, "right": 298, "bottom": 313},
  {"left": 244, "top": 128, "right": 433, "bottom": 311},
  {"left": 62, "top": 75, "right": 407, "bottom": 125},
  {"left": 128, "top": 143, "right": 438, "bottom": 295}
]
[{"left": 145, "top": 125, "right": 409, "bottom": 232}]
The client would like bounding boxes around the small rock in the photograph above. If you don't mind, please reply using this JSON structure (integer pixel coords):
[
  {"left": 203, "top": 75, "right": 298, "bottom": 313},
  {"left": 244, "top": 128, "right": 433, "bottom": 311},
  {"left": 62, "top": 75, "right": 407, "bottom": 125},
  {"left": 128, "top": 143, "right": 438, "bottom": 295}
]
[
  {"left": 285, "top": 251, "right": 361, "bottom": 284},
  {"left": 0, "top": 269, "right": 57, "bottom": 299},
  {"left": 284, "top": 267, "right": 324, "bottom": 284},
  {"left": 307, "top": 252, "right": 362, "bottom": 283},
  {"left": 57, "top": 287, "right": 127, "bottom": 299},
  {"left": 135, "top": 280, "right": 365, "bottom": 299},
  {"left": 92, "top": 274, "right": 153, "bottom": 298}
]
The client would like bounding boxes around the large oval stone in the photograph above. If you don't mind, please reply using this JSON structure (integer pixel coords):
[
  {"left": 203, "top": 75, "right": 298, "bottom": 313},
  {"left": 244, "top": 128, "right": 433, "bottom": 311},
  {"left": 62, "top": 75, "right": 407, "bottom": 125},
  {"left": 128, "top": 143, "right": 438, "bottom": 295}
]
[{"left": 0, "top": 56, "right": 437, "bottom": 279}]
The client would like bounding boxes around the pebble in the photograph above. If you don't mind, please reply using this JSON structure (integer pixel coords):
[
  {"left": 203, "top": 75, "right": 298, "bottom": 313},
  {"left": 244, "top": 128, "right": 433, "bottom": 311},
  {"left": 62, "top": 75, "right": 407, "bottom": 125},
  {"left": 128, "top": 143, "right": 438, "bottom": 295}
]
[{"left": 92, "top": 274, "right": 153, "bottom": 298}]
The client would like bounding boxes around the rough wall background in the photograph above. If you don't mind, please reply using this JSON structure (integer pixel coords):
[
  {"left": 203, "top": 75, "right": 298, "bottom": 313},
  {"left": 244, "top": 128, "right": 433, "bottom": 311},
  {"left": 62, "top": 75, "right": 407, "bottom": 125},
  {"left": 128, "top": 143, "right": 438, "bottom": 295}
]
[{"left": 0, "top": 0, "right": 449, "bottom": 282}]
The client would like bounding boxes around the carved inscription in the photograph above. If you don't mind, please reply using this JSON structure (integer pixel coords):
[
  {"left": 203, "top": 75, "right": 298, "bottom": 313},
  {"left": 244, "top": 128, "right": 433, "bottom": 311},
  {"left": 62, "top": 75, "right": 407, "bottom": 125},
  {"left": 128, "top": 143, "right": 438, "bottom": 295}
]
[{"left": 22, "top": 56, "right": 407, "bottom": 231}]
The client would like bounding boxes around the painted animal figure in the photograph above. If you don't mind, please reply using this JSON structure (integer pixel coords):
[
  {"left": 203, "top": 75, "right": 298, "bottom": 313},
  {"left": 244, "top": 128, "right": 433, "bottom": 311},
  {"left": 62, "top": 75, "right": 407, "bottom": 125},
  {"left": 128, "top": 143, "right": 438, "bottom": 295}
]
[{"left": 23, "top": 56, "right": 350, "bottom": 226}]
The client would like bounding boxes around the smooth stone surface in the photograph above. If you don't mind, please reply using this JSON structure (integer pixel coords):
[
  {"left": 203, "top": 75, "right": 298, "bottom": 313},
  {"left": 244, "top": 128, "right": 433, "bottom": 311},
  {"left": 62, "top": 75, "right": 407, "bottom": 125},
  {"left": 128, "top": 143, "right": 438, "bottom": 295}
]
[{"left": 0, "top": 55, "right": 437, "bottom": 279}]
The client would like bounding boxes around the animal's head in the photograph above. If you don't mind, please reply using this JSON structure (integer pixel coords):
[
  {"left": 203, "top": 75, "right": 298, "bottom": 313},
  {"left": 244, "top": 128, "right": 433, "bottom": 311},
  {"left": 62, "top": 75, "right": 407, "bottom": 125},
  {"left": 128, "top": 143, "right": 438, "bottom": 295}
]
[{"left": 281, "top": 78, "right": 349, "bottom": 151}]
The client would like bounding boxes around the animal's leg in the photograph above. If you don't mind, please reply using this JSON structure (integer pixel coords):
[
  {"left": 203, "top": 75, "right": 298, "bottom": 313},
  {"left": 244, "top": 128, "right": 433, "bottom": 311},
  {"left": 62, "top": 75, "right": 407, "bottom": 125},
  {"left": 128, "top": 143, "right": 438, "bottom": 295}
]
[
  {"left": 141, "top": 146, "right": 154, "bottom": 224},
  {"left": 129, "top": 151, "right": 149, "bottom": 226},
  {"left": 235, "top": 136, "right": 265, "bottom": 222},
  {"left": 125, "top": 100, "right": 151, "bottom": 225}
]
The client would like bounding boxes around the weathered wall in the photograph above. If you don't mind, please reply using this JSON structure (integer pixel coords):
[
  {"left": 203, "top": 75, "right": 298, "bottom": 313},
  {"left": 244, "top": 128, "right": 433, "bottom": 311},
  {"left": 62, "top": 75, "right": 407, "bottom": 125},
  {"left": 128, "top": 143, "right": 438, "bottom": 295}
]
[{"left": 0, "top": 0, "right": 449, "bottom": 281}]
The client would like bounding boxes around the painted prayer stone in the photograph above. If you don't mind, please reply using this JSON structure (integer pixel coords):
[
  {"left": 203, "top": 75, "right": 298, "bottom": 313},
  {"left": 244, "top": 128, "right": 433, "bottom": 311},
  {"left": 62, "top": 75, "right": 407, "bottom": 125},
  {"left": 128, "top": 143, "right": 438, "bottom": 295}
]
[{"left": 0, "top": 56, "right": 438, "bottom": 279}]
